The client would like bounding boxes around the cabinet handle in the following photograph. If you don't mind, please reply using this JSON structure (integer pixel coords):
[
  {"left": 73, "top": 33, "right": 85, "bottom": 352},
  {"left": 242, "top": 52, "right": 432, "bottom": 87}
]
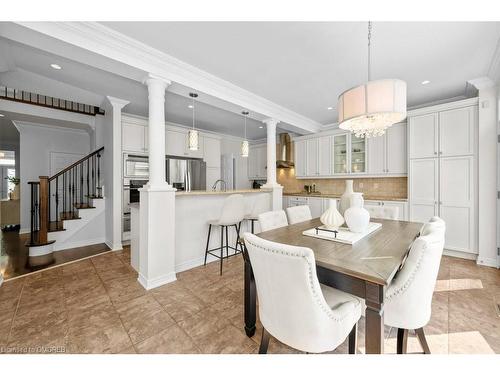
[
  {"left": 439, "top": 151, "right": 443, "bottom": 155},
  {"left": 434, "top": 151, "right": 437, "bottom": 155}
]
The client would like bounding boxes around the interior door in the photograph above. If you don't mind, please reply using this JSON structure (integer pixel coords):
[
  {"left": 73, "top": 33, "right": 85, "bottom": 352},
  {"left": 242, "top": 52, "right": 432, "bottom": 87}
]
[
  {"left": 439, "top": 156, "right": 475, "bottom": 253},
  {"left": 386, "top": 122, "right": 407, "bottom": 174},
  {"left": 409, "top": 113, "right": 438, "bottom": 159},
  {"left": 409, "top": 158, "right": 439, "bottom": 223}
]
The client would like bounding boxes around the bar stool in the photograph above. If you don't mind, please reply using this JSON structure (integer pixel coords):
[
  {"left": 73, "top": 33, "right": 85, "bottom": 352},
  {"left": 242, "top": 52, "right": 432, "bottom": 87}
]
[
  {"left": 243, "top": 194, "right": 271, "bottom": 234},
  {"left": 204, "top": 194, "right": 245, "bottom": 275}
]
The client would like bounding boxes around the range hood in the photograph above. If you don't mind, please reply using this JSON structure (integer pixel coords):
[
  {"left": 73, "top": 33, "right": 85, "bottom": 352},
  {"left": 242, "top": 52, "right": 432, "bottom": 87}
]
[{"left": 277, "top": 133, "right": 294, "bottom": 169}]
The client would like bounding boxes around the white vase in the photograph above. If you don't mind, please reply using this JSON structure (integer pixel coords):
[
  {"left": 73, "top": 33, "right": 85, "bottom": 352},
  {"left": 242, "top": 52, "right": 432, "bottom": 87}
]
[
  {"left": 339, "top": 179, "right": 354, "bottom": 215},
  {"left": 320, "top": 199, "right": 344, "bottom": 230},
  {"left": 344, "top": 192, "right": 370, "bottom": 233}
]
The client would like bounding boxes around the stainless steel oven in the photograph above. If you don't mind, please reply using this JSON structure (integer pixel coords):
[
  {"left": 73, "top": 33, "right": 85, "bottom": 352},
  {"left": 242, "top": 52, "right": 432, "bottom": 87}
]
[{"left": 123, "top": 154, "right": 149, "bottom": 178}]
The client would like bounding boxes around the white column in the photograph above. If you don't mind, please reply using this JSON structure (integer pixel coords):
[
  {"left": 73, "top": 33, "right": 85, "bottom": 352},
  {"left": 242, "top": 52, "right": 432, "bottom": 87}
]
[
  {"left": 143, "top": 74, "right": 171, "bottom": 188},
  {"left": 138, "top": 73, "right": 177, "bottom": 290},
  {"left": 261, "top": 118, "right": 283, "bottom": 210},
  {"left": 106, "top": 96, "right": 129, "bottom": 250}
]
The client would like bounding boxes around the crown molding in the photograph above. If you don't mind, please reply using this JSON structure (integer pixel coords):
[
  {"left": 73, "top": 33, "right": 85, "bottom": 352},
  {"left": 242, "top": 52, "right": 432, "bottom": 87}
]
[
  {"left": 468, "top": 76, "right": 497, "bottom": 91},
  {"left": 12, "top": 120, "right": 90, "bottom": 135},
  {"left": 15, "top": 22, "right": 322, "bottom": 134}
]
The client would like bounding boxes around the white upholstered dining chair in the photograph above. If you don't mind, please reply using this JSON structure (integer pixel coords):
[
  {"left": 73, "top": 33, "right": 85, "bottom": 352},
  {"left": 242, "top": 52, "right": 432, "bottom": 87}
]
[
  {"left": 384, "top": 216, "right": 446, "bottom": 354},
  {"left": 365, "top": 205, "right": 399, "bottom": 220},
  {"left": 286, "top": 205, "right": 313, "bottom": 225},
  {"left": 243, "top": 233, "right": 362, "bottom": 354},
  {"left": 257, "top": 210, "right": 288, "bottom": 232}
]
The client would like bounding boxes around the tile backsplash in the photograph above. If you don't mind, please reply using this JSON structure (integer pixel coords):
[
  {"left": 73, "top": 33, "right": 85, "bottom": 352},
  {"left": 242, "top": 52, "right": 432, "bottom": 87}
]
[{"left": 277, "top": 168, "right": 407, "bottom": 199}]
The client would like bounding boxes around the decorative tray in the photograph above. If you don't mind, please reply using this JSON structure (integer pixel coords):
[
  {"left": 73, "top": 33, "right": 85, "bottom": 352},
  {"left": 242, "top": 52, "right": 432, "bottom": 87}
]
[{"left": 302, "top": 222, "right": 382, "bottom": 245}]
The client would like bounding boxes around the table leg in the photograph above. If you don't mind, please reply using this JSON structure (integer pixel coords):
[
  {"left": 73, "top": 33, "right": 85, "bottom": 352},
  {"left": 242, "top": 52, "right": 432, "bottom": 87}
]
[
  {"left": 364, "top": 281, "right": 385, "bottom": 354},
  {"left": 243, "top": 250, "right": 256, "bottom": 337}
]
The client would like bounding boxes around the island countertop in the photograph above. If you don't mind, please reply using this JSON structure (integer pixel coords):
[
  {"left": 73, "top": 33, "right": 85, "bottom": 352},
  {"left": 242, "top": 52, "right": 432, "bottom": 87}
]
[
  {"left": 175, "top": 188, "right": 272, "bottom": 196},
  {"left": 283, "top": 192, "right": 407, "bottom": 202}
]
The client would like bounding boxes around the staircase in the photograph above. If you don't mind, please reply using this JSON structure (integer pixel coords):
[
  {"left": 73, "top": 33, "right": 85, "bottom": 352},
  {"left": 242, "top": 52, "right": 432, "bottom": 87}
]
[{"left": 27, "top": 147, "right": 105, "bottom": 257}]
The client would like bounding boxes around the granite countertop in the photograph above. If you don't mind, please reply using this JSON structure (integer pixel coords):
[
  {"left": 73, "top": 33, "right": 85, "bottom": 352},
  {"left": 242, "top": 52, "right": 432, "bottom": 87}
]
[{"left": 284, "top": 192, "right": 408, "bottom": 202}]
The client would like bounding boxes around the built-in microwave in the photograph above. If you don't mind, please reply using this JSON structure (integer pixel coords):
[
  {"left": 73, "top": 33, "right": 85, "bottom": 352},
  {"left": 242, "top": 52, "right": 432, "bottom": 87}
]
[{"left": 123, "top": 154, "right": 149, "bottom": 178}]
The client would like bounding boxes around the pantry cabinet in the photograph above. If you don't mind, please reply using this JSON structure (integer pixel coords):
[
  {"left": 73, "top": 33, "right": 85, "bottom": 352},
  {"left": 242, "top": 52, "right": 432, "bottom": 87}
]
[
  {"left": 247, "top": 144, "right": 267, "bottom": 180},
  {"left": 123, "top": 120, "right": 148, "bottom": 153},
  {"left": 408, "top": 100, "right": 477, "bottom": 255}
]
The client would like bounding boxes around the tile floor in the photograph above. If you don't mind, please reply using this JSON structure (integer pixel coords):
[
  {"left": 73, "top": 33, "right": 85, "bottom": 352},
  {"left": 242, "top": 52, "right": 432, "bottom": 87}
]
[{"left": 0, "top": 247, "right": 498, "bottom": 354}]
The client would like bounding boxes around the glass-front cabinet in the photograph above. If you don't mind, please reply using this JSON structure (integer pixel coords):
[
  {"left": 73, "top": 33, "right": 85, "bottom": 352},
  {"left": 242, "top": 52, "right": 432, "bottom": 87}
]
[
  {"left": 332, "top": 134, "right": 348, "bottom": 174},
  {"left": 350, "top": 136, "right": 366, "bottom": 173}
]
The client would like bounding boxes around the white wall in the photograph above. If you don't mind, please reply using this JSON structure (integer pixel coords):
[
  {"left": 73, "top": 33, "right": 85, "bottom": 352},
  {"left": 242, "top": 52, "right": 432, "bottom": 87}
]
[
  {"left": 220, "top": 137, "right": 252, "bottom": 189},
  {"left": 15, "top": 122, "right": 91, "bottom": 232},
  {"left": 477, "top": 86, "right": 498, "bottom": 267}
]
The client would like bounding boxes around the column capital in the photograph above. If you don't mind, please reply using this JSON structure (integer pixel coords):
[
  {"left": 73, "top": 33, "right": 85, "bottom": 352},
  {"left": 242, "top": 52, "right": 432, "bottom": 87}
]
[
  {"left": 142, "top": 73, "right": 172, "bottom": 88},
  {"left": 262, "top": 118, "right": 280, "bottom": 127},
  {"left": 106, "top": 96, "right": 130, "bottom": 110}
]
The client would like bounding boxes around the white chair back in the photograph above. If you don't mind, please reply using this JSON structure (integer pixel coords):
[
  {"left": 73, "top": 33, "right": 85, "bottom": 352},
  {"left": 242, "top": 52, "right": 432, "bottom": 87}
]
[
  {"left": 258, "top": 210, "right": 288, "bottom": 232},
  {"left": 243, "top": 233, "right": 361, "bottom": 353},
  {"left": 365, "top": 205, "right": 399, "bottom": 220},
  {"left": 286, "top": 205, "right": 313, "bottom": 224},
  {"left": 384, "top": 217, "right": 446, "bottom": 329},
  {"left": 218, "top": 194, "right": 245, "bottom": 225}
]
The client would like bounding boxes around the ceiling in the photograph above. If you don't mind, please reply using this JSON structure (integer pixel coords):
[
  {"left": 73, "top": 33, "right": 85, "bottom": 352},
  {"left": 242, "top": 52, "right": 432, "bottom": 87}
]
[
  {"left": 0, "top": 37, "right": 270, "bottom": 140},
  {"left": 100, "top": 21, "right": 500, "bottom": 123}
]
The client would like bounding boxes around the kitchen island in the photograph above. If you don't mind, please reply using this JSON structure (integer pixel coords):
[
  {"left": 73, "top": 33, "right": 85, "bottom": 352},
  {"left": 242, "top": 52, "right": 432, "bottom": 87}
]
[{"left": 130, "top": 188, "right": 272, "bottom": 274}]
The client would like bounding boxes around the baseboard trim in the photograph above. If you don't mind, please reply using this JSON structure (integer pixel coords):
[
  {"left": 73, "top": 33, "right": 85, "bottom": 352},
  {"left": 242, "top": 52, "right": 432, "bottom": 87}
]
[
  {"left": 105, "top": 241, "right": 123, "bottom": 251},
  {"left": 19, "top": 228, "right": 30, "bottom": 235},
  {"left": 175, "top": 254, "right": 219, "bottom": 273},
  {"left": 137, "top": 272, "right": 177, "bottom": 290},
  {"left": 476, "top": 256, "right": 499, "bottom": 268},
  {"left": 443, "top": 249, "right": 478, "bottom": 261}
]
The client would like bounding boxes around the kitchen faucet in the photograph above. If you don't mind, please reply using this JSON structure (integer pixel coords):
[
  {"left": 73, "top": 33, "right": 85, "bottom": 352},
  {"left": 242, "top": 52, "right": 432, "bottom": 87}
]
[{"left": 212, "top": 179, "right": 227, "bottom": 192}]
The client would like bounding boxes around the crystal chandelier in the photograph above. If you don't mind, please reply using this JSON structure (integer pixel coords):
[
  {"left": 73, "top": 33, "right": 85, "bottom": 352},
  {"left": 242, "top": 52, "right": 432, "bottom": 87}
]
[
  {"left": 338, "top": 22, "right": 407, "bottom": 138},
  {"left": 188, "top": 93, "right": 199, "bottom": 150},
  {"left": 241, "top": 111, "right": 249, "bottom": 158}
]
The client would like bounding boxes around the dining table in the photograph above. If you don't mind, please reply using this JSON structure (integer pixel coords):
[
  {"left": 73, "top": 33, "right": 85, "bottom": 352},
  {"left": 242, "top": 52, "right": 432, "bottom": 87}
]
[{"left": 242, "top": 217, "right": 422, "bottom": 354}]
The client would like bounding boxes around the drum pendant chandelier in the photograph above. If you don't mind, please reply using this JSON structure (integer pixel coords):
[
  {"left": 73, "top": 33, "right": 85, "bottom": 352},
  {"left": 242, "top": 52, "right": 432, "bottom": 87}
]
[{"left": 338, "top": 22, "right": 407, "bottom": 138}]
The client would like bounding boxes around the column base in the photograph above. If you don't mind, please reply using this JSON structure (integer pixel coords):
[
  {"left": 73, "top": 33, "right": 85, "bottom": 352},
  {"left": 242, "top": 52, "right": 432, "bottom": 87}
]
[{"left": 138, "top": 271, "right": 177, "bottom": 290}]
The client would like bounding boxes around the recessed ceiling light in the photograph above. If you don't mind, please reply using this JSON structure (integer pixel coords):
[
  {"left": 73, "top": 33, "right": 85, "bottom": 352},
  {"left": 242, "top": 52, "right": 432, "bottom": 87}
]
[
  {"left": 188, "top": 105, "right": 193, "bottom": 109},
  {"left": 50, "top": 63, "right": 62, "bottom": 70},
  {"left": 259, "top": 126, "right": 263, "bottom": 129},
  {"left": 327, "top": 107, "right": 333, "bottom": 110},
  {"left": 421, "top": 80, "right": 430, "bottom": 85},
  {"left": 0, "top": 113, "right": 4, "bottom": 117}
]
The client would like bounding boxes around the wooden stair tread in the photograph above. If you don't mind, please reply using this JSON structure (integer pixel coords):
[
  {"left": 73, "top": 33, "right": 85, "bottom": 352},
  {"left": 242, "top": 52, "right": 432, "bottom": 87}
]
[
  {"left": 59, "top": 212, "right": 81, "bottom": 220},
  {"left": 74, "top": 203, "right": 95, "bottom": 209},
  {"left": 25, "top": 231, "right": 56, "bottom": 247}
]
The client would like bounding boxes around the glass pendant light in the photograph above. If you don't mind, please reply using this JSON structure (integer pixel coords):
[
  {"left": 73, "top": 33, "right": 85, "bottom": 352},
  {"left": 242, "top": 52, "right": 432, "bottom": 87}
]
[
  {"left": 188, "top": 93, "right": 199, "bottom": 150},
  {"left": 338, "top": 22, "right": 407, "bottom": 138},
  {"left": 241, "top": 111, "right": 249, "bottom": 158}
]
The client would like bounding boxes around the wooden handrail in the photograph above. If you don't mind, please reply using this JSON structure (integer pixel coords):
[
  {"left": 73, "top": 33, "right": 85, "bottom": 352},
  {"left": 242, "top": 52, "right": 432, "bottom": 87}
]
[{"left": 49, "top": 147, "right": 104, "bottom": 181}]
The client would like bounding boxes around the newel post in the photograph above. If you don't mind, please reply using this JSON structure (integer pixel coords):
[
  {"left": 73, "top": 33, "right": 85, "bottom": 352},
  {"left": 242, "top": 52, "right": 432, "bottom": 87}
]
[{"left": 38, "top": 176, "right": 49, "bottom": 243}]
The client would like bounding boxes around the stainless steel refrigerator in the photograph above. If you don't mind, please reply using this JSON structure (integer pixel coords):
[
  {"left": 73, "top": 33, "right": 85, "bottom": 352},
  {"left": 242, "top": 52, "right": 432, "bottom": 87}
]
[{"left": 166, "top": 156, "right": 206, "bottom": 191}]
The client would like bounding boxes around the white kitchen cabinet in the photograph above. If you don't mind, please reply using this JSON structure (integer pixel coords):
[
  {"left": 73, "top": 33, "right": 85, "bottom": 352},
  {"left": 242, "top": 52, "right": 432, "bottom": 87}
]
[
  {"left": 409, "top": 158, "right": 439, "bottom": 223},
  {"left": 282, "top": 196, "right": 289, "bottom": 210},
  {"left": 439, "top": 156, "right": 474, "bottom": 253},
  {"left": 409, "top": 113, "right": 438, "bottom": 159},
  {"left": 306, "top": 138, "right": 319, "bottom": 176},
  {"left": 203, "top": 136, "right": 221, "bottom": 168},
  {"left": 294, "top": 140, "right": 307, "bottom": 177},
  {"left": 318, "top": 136, "right": 332, "bottom": 176},
  {"left": 165, "top": 129, "right": 188, "bottom": 157},
  {"left": 123, "top": 121, "right": 147, "bottom": 153},
  {"left": 332, "top": 134, "right": 348, "bottom": 174},
  {"left": 350, "top": 136, "right": 366, "bottom": 174},
  {"left": 439, "top": 107, "right": 475, "bottom": 157},
  {"left": 308, "top": 197, "right": 324, "bottom": 218},
  {"left": 247, "top": 144, "right": 267, "bottom": 180},
  {"left": 367, "top": 122, "right": 407, "bottom": 176},
  {"left": 364, "top": 200, "right": 408, "bottom": 221}
]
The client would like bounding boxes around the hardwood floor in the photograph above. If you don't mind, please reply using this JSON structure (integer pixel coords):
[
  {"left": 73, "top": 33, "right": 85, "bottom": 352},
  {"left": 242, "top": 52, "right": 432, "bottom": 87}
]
[
  {"left": 0, "top": 230, "right": 110, "bottom": 280},
  {"left": 0, "top": 247, "right": 498, "bottom": 354}
]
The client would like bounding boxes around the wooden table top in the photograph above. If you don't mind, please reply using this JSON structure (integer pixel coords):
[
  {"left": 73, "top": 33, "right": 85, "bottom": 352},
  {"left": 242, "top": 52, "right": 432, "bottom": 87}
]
[{"left": 257, "top": 218, "right": 422, "bottom": 286}]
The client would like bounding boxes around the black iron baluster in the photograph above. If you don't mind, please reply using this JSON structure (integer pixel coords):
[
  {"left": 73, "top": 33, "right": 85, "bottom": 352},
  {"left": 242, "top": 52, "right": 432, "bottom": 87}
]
[
  {"left": 92, "top": 155, "right": 95, "bottom": 198},
  {"left": 48, "top": 181, "right": 51, "bottom": 223},
  {"left": 87, "top": 158, "right": 90, "bottom": 202},
  {"left": 30, "top": 183, "right": 34, "bottom": 244},
  {"left": 97, "top": 153, "right": 101, "bottom": 198},
  {"left": 63, "top": 172, "right": 66, "bottom": 218},
  {"left": 55, "top": 177, "right": 59, "bottom": 229},
  {"left": 80, "top": 162, "right": 83, "bottom": 204}
]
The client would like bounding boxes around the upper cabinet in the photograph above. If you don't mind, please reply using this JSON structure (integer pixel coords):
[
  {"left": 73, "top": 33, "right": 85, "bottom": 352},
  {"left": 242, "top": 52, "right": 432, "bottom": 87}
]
[
  {"left": 367, "top": 122, "right": 407, "bottom": 175},
  {"left": 294, "top": 131, "right": 370, "bottom": 178},
  {"left": 247, "top": 144, "right": 267, "bottom": 180},
  {"left": 409, "top": 105, "right": 476, "bottom": 159},
  {"left": 123, "top": 120, "right": 148, "bottom": 153},
  {"left": 203, "top": 136, "right": 221, "bottom": 168}
]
